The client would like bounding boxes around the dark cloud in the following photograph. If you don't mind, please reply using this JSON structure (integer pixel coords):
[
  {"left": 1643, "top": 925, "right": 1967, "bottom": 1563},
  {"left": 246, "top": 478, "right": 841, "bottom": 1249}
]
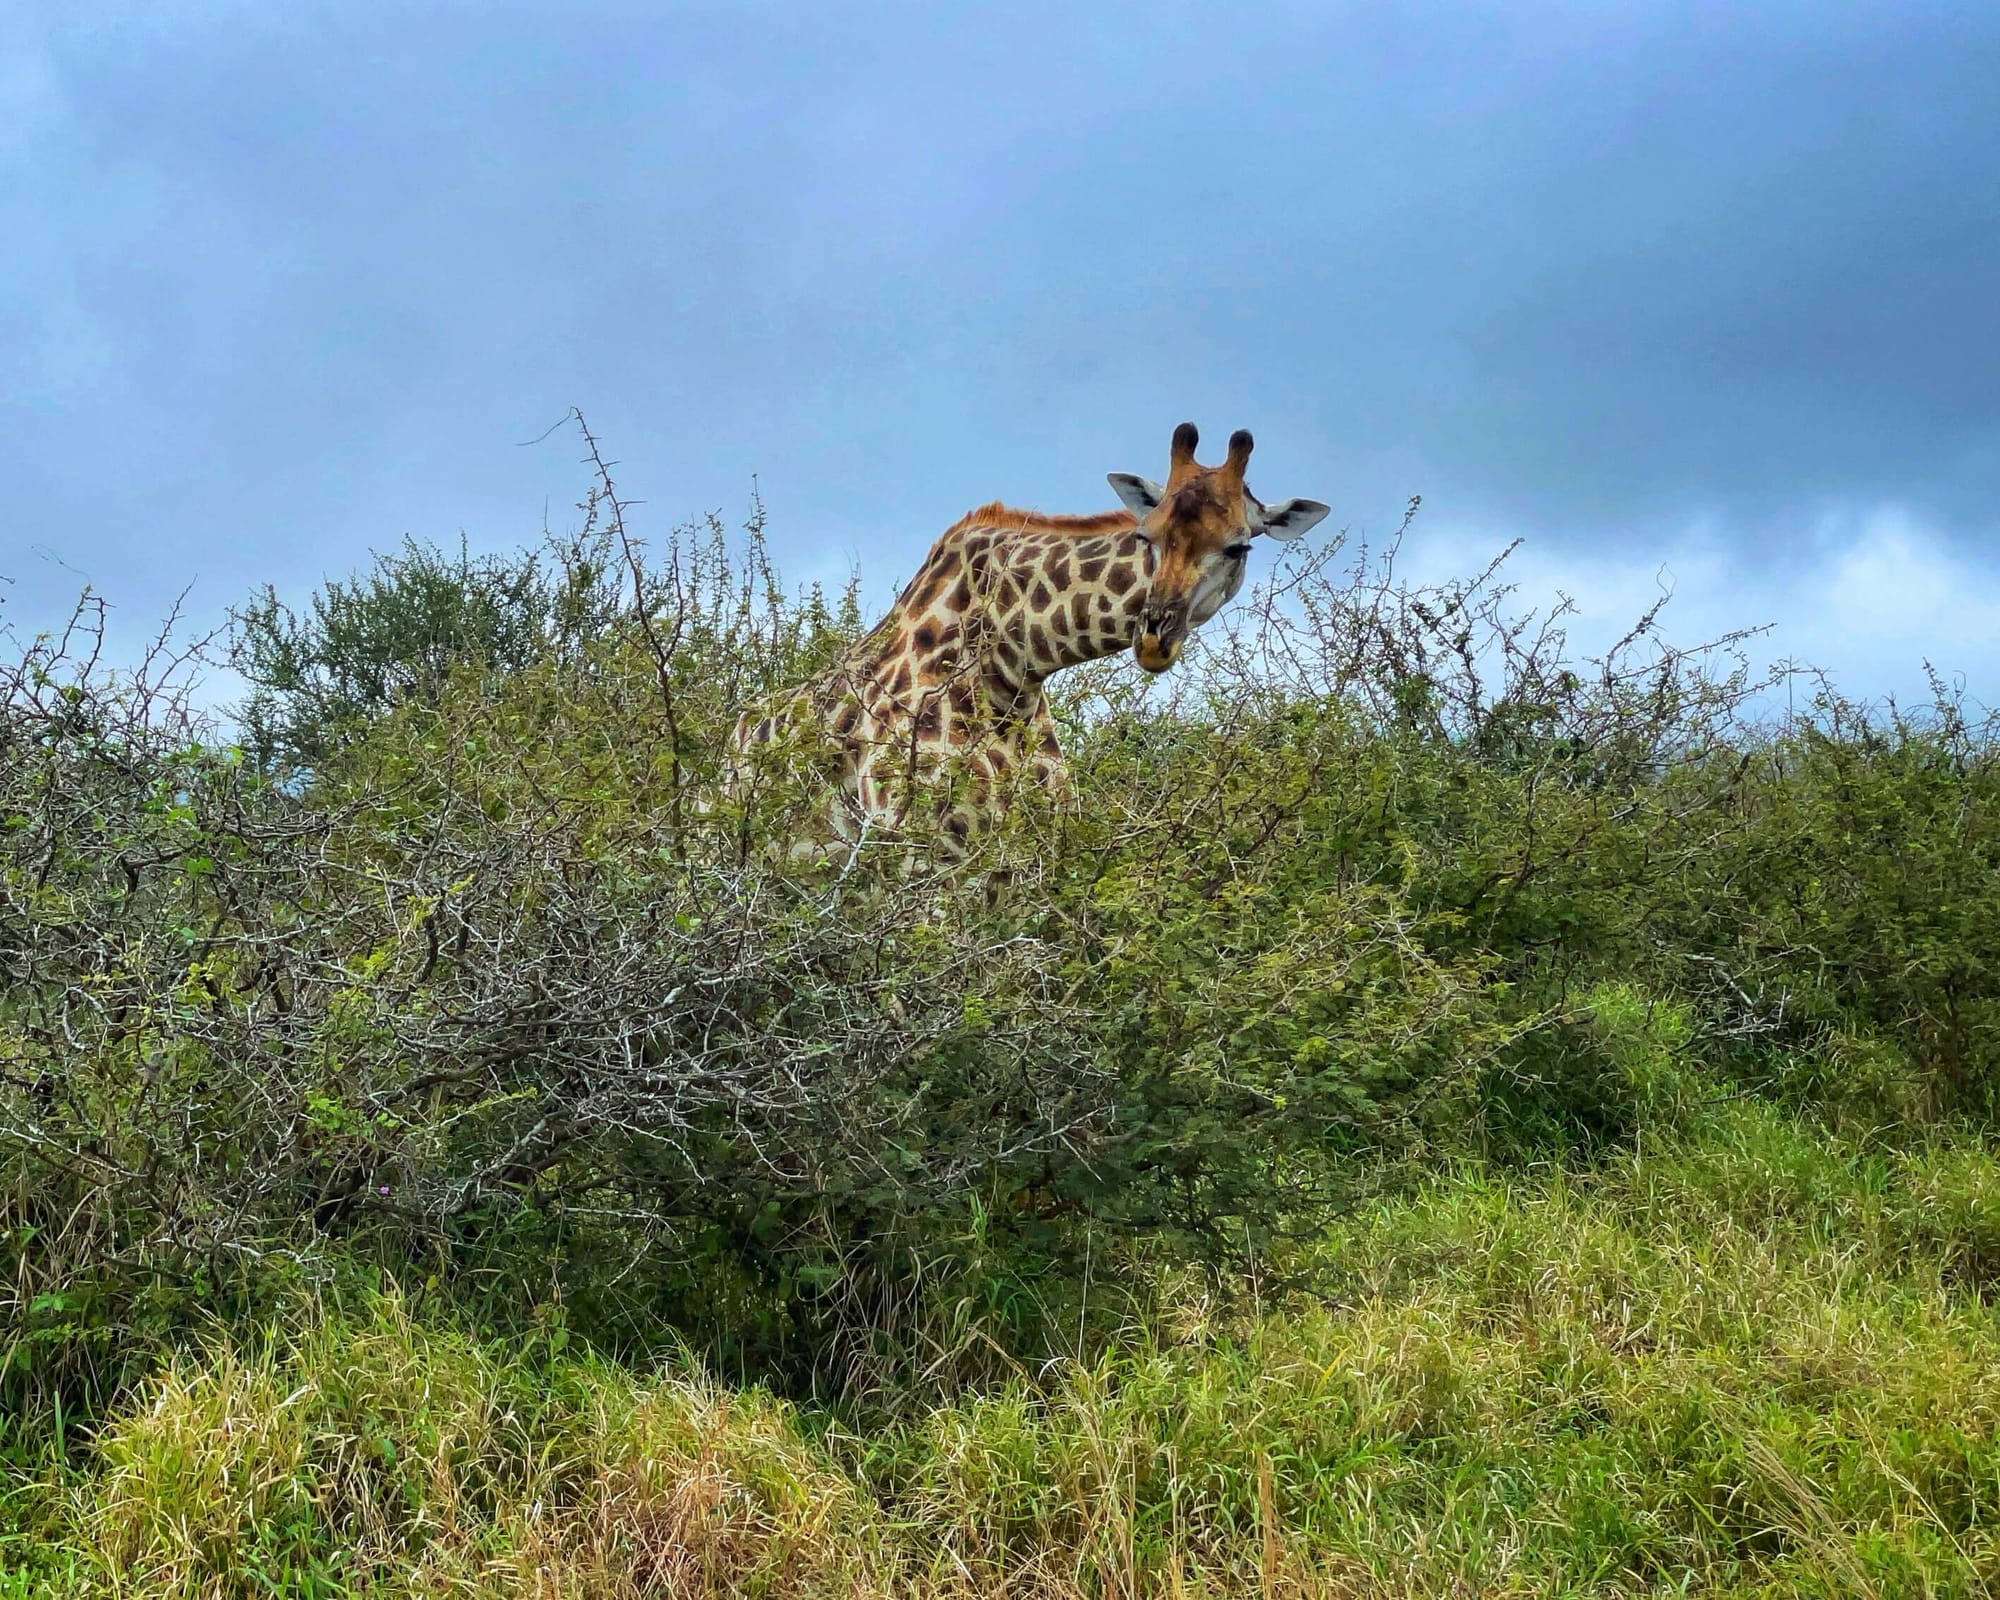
[{"left": 4, "top": 1, "right": 1996, "bottom": 685}]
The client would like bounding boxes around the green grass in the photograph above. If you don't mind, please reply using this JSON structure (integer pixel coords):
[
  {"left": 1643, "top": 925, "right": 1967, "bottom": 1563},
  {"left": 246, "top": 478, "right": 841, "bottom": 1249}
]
[{"left": 7, "top": 1102, "right": 1999, "bottom": 1597}]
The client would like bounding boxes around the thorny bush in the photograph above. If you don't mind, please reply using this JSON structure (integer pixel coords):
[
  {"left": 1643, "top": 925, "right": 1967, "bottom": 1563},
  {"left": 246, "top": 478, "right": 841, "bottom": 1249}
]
[{"left": 8, "top": 443, "right": 1999, "bottom": 1420}]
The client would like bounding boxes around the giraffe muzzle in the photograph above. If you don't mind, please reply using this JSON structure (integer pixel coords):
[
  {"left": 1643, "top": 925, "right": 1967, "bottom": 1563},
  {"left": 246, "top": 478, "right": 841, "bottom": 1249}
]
[{"left": 1135, "top": 614, "right": 1185, "bottom": 673}]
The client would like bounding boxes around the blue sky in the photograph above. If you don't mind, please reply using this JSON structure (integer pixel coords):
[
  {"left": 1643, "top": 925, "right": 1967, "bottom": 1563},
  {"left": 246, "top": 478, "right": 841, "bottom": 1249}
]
[{"left": 6, "top": 1, "right": 1998, "bottom": 704}]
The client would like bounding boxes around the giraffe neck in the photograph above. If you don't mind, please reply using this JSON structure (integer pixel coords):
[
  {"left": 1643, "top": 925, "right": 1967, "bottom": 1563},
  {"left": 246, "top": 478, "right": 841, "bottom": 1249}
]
[
  {"left": 977, "top": 526, "right": 1150, "bottom": 685},
  {"left": 869, "top": 509, "right": 1150, "bottom": 707}
]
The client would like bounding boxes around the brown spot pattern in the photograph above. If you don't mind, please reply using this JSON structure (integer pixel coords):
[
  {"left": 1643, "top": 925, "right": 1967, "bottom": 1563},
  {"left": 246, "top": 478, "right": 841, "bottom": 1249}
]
[{"left": 735, "top": 450, "right": 1274, "bottom": 854}]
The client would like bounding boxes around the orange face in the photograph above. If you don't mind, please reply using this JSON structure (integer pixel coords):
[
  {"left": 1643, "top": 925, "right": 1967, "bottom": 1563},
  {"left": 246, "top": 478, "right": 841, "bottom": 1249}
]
[{"left": 1108, "top": 423, "right": 1330, "bottom": 673}]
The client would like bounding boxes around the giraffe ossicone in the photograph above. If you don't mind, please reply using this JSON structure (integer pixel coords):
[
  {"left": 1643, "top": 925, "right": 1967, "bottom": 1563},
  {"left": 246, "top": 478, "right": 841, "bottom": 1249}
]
[{"left": 727, "top": 423, "right": 1331, "bottom": 858}]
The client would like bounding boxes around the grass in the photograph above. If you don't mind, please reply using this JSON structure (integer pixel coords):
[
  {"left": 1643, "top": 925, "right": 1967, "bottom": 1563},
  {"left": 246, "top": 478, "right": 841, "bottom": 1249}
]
[{"left": 5, "top": 1101, "right": 1999, "bottom": 1597}]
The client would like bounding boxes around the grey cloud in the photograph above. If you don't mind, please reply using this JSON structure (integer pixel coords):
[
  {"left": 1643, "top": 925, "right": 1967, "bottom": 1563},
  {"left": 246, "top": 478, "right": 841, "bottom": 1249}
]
[{"left": 3, "top": 1, "right": 1996, "bottom": 690}]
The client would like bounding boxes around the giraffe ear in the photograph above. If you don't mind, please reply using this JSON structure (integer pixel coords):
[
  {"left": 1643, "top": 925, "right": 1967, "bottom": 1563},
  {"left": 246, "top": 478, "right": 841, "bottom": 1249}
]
[
  {"left": 1107, "top": 474, "right": 1165, "bottom": 516},
  {"left": 1255, "top": 498, "right": 1331, "bottom": 543}
]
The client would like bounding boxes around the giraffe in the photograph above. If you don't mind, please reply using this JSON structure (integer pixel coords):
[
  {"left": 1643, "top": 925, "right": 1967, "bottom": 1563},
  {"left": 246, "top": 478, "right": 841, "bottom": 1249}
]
[{"left": 725, "top": 423, "right": 1330, "bottom": 860}]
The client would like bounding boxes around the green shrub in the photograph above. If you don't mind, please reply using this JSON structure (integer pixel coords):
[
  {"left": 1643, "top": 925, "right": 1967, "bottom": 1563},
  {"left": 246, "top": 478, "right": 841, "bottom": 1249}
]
[
  {"left": 1685, "top": 689, "right": 2000, "bottom": 1127},
  {"left": 13, "top": 437, "right": 2000, "bottom": 1427}
]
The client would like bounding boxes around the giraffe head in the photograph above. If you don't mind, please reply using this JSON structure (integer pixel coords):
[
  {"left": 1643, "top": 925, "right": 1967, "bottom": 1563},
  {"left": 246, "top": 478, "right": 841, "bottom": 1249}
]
[{"left": 1107, "top": 422, "right": 1330, "bottom": 672}]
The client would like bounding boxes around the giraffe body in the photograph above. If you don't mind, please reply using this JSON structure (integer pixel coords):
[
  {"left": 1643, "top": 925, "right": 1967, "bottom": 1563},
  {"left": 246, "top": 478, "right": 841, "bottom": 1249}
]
[{"left": 727, "top": 425, "right": 1329, "bottom": 858}]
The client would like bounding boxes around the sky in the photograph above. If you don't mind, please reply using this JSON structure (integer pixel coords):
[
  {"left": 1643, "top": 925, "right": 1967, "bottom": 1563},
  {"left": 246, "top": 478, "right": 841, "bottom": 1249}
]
[{"left": 5, "top": 0, "right": 1998, "bottom": 709}]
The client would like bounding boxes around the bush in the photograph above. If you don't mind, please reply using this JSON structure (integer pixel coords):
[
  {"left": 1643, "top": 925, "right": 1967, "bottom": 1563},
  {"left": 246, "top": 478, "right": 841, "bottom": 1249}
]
[
  {"left": 231, "top": 530, "right": 617, "bottom": 770},
  {"left": 12, "top": 427, "right": 2000, "bottom": 1425},
  {"left": 1685, "top": 683, "right": 2000, "bottom": 1126}
]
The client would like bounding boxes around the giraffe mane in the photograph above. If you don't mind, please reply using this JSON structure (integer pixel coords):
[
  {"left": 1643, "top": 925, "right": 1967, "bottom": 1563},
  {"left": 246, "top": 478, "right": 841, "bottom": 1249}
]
[{"left": 947, "top": 501, "right": 1139, "bottom": 538}]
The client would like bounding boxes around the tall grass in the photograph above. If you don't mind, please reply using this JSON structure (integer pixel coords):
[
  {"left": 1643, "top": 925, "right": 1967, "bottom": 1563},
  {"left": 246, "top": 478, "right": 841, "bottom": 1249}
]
[{"left": 6, "top": 1104, "right": 1996, "bottom": 1597}]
